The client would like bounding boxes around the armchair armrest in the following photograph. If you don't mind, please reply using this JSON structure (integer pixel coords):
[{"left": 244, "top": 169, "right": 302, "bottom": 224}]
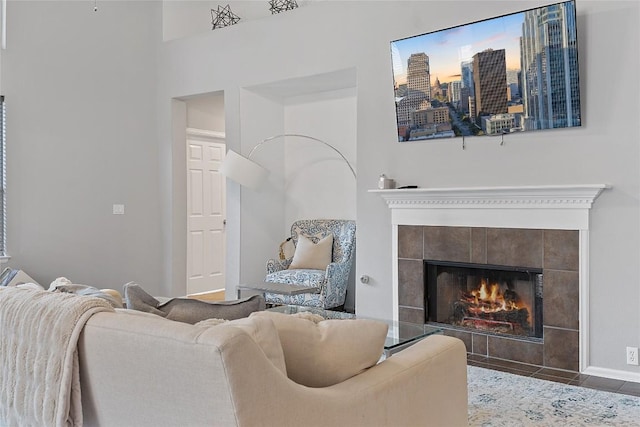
[
  {"left": 266, "top": 258, "right": 292, "bottom": 274},
  {"left": 323, "top": 261, "right": 351, "bottom": 294},
  {"left": 325, "top": 261, "right": 350, "bottom": 280}
]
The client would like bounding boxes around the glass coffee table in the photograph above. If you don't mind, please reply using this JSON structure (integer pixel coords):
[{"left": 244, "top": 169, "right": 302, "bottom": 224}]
[
  {"left": 237, "top": 282, "right": 320, "bottom": 299},
  {"left": 267, "top": 305, "right": 442, "bottom": 357}
]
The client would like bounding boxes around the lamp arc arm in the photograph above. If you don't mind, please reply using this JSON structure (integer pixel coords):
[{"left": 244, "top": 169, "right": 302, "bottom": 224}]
[{"left": 247, "top": 133, "right": 356, "bottom": 179}]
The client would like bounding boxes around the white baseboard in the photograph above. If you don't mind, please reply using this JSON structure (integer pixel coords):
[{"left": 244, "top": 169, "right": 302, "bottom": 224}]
[{"left": 582, "top": 366, "right": 640, "bottom": 383}]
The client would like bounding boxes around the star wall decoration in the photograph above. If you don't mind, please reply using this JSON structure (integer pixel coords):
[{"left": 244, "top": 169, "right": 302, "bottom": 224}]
[
  {"left": 269, "top": 0, "right": 299, "bottom": 14},
  {"left": 211, "top": 4, "right": 241, "bottom": 30}
]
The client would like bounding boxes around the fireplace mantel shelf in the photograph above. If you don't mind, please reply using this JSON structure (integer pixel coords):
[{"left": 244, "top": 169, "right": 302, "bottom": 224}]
[
  {"left": 370, "top": 184, "right": 610, "bottom": 230},
  {"left": 369, "top": 184, "right": 610, "bottom": 209}
]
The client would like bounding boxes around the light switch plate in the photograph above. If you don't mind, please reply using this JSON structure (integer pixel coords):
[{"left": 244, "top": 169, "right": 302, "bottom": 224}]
[{"left": 112, "top": 204, "right": 125, "bottom": 215}]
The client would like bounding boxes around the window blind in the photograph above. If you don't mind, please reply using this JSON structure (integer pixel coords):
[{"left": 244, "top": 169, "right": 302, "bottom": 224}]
[{"left": 1, "top": 95, "right": 6, "bottom": 256}]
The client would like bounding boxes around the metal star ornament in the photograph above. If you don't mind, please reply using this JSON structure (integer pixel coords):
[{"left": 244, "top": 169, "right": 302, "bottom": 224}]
[
  {"left": 269, "top": 0, "right": 298, "bottom": 14},
  {"left": 211, "top": 4, "right": 241, "bottom": 30}
]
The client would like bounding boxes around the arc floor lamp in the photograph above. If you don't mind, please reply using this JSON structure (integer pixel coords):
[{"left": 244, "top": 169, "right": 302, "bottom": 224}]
[{"left": 219, "top": 134, "right": 356, "bottom": 190}]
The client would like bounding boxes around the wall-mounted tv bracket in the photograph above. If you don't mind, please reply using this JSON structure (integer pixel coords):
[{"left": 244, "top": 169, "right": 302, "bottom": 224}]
[{"left": 461, "top": 133, "right": 507, "bottom": 151}]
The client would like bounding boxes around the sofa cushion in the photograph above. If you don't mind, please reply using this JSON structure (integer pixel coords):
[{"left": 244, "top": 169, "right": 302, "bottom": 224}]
[
  {"left": 289, "top": 234, "right": 333, "bottom": 270},
  {"left": 198, "top": 316, "right": 287, "bottom": 376},
  {"left": 124, "top": 282, "right": 265, "bottom": 324},
  {"left": 265, "top": 269, "right": 326, "bottom": 288},
  {"left": 250, "top": 311, "right": 388, "bottom": 387}
]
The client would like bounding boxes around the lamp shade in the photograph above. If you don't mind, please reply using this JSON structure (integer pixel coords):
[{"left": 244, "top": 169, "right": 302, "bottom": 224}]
[{"left": 219, "top": 149, "right": 269, "bottom": 190}]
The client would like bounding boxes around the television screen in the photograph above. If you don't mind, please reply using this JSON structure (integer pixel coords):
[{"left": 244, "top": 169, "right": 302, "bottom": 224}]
[{"left": 390, "top": 0, "right": 581, "bottom": 142}]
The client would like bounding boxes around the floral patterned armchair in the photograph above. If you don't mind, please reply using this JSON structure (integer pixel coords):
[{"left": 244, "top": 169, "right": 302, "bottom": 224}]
[{"left": 265, "top": 219, "right": 356, "bottom": 309}]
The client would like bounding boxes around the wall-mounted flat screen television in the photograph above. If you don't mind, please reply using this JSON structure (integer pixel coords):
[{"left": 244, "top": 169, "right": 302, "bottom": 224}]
[{"left": 391, "top": 0, "right": 581, "bottom": 142}]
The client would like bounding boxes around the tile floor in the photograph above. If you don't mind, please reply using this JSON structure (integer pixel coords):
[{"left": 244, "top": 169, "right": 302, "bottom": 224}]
[{"left": 468, "top": 354, "right": 640, "bottom": 397}]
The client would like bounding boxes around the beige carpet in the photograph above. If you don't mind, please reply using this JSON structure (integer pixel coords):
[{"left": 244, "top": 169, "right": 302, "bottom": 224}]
[{"left": 468, "top": 366, "right": 640, "bottom": 426}]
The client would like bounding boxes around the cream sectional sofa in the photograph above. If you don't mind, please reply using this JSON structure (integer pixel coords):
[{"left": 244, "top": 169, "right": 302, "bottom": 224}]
[{"left": 78, "top": 308, "right": 469, "bottom": 427}]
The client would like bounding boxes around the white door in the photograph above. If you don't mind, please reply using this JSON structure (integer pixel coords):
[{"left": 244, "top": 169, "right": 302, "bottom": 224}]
[{"left": 186, "top": 128, "right": 226, "bottom": 295}]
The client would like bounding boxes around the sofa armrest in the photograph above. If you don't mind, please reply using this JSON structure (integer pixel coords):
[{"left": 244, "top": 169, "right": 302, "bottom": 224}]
[{"left": 224, "top": 334, "right": 469, "bottom": 427}]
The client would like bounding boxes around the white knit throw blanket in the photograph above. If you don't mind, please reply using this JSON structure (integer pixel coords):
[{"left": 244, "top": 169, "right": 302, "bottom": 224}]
[{"left": 0, "top": 287, "right": 114, "bottom": 427}]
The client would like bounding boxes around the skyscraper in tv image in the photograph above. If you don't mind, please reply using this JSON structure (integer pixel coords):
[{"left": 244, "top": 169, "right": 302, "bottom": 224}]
[
  {"left": 394, "top": 53, "right": 455, "bottom": 141},
  {"left": 521, "top": 1, "right": 581, "bottom": 130},
  {"left": 472, "top": 49, "right": 520, "bottom": 135},
  {"left": 459, "top": 60, "right": 475, "bottom": 115},
  {"left": 395, "top": 53, "right": 431, "bottom": 141},
  {"left": 473, "top": 50, "right": 507, "bottom": 115}
]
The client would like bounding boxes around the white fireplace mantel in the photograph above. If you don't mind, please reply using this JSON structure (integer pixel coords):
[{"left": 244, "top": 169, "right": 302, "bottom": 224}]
[
  {"left": 369, "top": 184, "right": 610, "bottom": 230},
  {"left": 371, "top": 184, "right": 611, "bottom": 374}
]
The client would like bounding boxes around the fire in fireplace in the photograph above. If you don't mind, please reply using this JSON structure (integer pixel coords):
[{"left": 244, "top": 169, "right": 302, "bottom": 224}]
[{"left": 425, "top": 260, "right": 543, "bottom": 339}]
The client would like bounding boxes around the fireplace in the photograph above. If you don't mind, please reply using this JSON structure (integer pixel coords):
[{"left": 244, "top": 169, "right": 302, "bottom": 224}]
[
  {"left": 425, "top": 260, "right": 543, "bottom": 339},
  {"left": 372, "top": 184, "right": 608, "bottom": 372}
]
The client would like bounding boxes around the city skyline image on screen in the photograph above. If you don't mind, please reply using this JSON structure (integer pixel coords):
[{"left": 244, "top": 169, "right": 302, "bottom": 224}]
[{"left": 391, "top": 1, "right": 581, "bottom": 142}]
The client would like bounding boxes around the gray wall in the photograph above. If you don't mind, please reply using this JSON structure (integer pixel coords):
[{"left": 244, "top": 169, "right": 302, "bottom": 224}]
[
  {"left": 185, "top": 92, "right": 225, "bottom": 132},
  {"left": 2, "top": 0, "right": 639, "bottom": 378},
  {"left": 158, "top": 0, "right": 640, "bottom": 378},
  {"left": 3, "top": 1, "right": 163, "bottom": 289}
]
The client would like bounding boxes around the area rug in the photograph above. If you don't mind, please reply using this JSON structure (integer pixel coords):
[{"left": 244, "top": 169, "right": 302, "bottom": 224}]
[{"left": 468, "top": 365, "right": 640, "bottom": 426}]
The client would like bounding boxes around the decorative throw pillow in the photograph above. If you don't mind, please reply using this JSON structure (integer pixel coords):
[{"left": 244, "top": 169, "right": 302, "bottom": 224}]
[
  {"left": 196, "top": 316, "right": 287, "bottom": 376},
  {"left": 250, "top": 311, "right": 388, "bottom": 388},
  {"left": 288, "top": 234, "right": 333, "bottom": 270},
  {"left": 100, "top": 288, "right": 123, "bottom": 305},
  {"left": 123, "top": 282, "right": 265, "bottom": 324},
  {"left": 49, "top": 278, "right": 124, "bottom": 308}
]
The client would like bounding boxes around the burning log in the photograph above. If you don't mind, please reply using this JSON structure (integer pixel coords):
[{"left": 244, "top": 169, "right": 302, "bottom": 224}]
[
  {"left": 452, "top": 281, "right": 532, "bottom": 334},
  {"left": 461, "top": 317, "right": 514, "bottom": 333}
]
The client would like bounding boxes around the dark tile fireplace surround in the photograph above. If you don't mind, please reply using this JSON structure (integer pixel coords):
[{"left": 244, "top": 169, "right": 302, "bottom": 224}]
[{"left": 398, "top": 225, "right": 579, "bottom": 372}]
